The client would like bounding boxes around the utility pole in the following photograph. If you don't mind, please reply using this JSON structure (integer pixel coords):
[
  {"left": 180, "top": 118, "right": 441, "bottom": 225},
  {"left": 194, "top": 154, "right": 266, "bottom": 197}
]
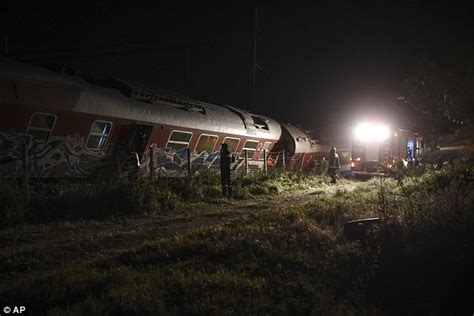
[
  {"left": 185, "top": 45, "right": 190, "bottom": 95},
  {"left": 250, "top": 4, "right": 258, "bottom": 112},
  {"left": 4, "top": 36, "right": 8, "bottom": 55}
]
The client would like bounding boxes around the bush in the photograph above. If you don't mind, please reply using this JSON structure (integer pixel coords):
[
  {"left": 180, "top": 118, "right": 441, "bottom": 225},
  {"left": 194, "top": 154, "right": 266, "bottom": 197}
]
[
  {"left": 128, "top": 178, "right": 179, "bottom": 215},
  {"left": 0, "top": 170, "right": 332, "bottom": 227},
  {"left": 186, "top": 171, "right": 222, "bottom": 201},
  {"left": 248, "top": 184, "right": 269, "bottom": 195},
  {"left": 0, "top": 178, "right": 181, "bottom": 227},
  {"left": 0, "top": 182, "right": 34, "bottom": 226},
  {"left": 365, "top": 162, "right": 474, "bottom": 314}
]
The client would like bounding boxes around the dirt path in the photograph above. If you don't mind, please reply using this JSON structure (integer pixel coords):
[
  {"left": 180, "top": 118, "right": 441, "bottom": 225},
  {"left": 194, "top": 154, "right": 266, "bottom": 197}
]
[{"left": 0, "top": 180, "right": 361, "bottom": 283}]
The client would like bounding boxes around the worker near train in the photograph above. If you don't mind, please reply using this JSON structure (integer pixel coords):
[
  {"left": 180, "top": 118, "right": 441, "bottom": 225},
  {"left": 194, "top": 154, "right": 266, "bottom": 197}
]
[
  {"left": 220, "top": 143, "right": 234, "bottom": 198},
  {"left": 328, "top": 147, "right": 340, "bottom": 183}
]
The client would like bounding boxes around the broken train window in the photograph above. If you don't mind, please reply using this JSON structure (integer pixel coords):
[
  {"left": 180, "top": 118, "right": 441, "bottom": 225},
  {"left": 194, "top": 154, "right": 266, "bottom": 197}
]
[
  {"left": 26, "top": 112, "right": 57, "bottom": 141},
  {"left": 166, "top": 130, "right": 193, "bottom": 151},
  {"left": 86, "top": 120, "right": 112, "bottom": 149}
]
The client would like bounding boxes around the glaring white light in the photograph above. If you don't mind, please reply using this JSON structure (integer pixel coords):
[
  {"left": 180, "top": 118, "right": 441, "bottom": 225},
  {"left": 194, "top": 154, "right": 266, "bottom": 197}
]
[
  {"left": 354, "top": 122, "right": 372, "bottom": 141},
  {"left": 354, "top": 122, "right": 390, "bottom": 142},
  {"left": 375, "top": 125, "right": 390, "bottom": 141}
]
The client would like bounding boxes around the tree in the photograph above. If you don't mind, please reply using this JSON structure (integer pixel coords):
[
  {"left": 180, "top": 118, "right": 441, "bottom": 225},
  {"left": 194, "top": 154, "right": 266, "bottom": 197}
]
[
  {"left": 399, "top": 54, "right": 474, "bottom": 157},
  {"left": 400, "top": 60, "right": 474, "bottom": 134}
]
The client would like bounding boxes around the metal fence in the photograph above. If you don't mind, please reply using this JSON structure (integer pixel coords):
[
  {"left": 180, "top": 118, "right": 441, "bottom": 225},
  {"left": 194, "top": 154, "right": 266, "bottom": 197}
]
[
  {"left": 115, "top": 146, "right": 333, "bottom": 178},
  {"left": 130, "top": 147, "right": 292, "bottom": 177}
]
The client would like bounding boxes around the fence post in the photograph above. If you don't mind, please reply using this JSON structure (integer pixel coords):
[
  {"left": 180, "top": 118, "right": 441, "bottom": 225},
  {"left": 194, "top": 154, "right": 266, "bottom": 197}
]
[
  {"left": 244, "top": 150, "right": 249, "bottom": 175},
  {"left": 187, "top": 148, "right": 192, "bottom": 176},
  {"left": 149, "top": 147, "right": 154, "bottom": 178},
  {"left": 263, "top": 150, "right": 267, "bottom": 174},
  {"left": 116, "top": 157, "right": 122, "bottom": 178},
  {"left": 300, "top": 152, "right": 305, "bottom": 171},
  {"left": 22, "top": 140, "right": 30, "bottom": 192},
  {"left": 282, "top": 149, "right": 286, "bottom": 171}
]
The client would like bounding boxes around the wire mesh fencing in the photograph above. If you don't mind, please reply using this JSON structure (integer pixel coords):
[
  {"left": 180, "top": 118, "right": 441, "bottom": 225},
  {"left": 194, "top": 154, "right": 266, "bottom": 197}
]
[
  {"left": 124, "top": 147, "right": 330, "bottom": 178},
  {"left": 126, "top": 147, "right": 294, "bottom": 177}
]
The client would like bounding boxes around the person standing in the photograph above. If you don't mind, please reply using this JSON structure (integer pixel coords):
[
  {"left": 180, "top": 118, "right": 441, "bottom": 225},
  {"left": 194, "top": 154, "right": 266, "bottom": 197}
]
[
  {"left": 220, "top": 143, "right": 233, "bottom": 198},
  {"left": 328, "top": 147, "right": 340, "bottom": 183}
]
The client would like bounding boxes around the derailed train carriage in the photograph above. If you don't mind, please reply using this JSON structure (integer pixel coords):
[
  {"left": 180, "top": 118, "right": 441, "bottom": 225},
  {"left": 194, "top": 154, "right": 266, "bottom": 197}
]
[
  {"left": 0, "top": 57, "right": 322, "bottom": 178},
  {"left": 272, "top": 123, "right": 327, "bottom": 170}
]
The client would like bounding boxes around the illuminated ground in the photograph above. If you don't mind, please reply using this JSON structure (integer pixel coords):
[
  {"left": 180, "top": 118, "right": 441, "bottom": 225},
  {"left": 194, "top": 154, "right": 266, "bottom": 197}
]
[{"left": 0, "top": 180, "right": 360, "bottom": 285}]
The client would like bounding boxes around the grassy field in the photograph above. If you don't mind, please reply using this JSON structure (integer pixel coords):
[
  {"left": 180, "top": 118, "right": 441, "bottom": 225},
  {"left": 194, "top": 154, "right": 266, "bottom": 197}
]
[{"left": 0, "top": 166, "right": 473, "bottom": 314}]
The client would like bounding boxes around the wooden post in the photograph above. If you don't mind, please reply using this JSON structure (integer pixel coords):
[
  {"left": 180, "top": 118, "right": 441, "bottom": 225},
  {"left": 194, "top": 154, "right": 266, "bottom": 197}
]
[
  {"left": 282, "top": 149, "right": 286, "bottom": 171},
  {"left": 263, "top": 150, "right": 267, "bottom": 174},
  {"left": 187, "top": 148, "right": 192, "bottom": 176},
  {"left": 22, "top": 141, "right": 30, "bottom": 191},
  {"left": 300, "top": 152, "right": 305, "bottom": 171},
  {"left": 244, "top": 150, "right": 249, "bottom": 175},
  {"left": 149, "top": 147, "right": 154, "bottom": 178},
  {"left": 116, "top": 157, "right": 122, "bottom": 178}
]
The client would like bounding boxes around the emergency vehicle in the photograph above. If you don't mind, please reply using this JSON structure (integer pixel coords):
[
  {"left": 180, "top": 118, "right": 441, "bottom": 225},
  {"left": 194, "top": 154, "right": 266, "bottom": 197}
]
[{"left": 351, "top": 122, "right": 423, "bottom": 174}]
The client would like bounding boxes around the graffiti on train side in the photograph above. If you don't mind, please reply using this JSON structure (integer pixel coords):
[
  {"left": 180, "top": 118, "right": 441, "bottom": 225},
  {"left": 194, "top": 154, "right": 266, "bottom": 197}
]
[
  {"left": 136, "top": 144, "right": 256, "bottom": 177},
  {"left": 141, "top": 145, "right": 228, "bottom": 177},
  {"left": 0, "top": 133, "right": 251, "bottom": 178},
  {"left": 0, "top": 133, "right": 28, "bottom": 177},
  {"left": 0, "top": 132, "right": 107, "bottom": 178}
]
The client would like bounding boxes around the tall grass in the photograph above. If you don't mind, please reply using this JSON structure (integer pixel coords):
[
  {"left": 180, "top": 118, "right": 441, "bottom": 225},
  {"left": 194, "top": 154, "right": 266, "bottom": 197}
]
[
  {"left": 1, "top": 163, "right": 472, "bottom": 314},
  {"left": 0, "top": 171, "right": 331, "bottom": 227},
  {"left": 0, "top": 208, "right": 372, "bottom": 315},
  {"left": 369, "top": 166, "right": 474, "bottom": 314}
]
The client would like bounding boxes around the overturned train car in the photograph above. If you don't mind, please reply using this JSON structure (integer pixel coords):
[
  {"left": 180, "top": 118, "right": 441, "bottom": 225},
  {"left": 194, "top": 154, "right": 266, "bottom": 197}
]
[{"left": 0, "top": 58, "right": 322, "bottom": 178}]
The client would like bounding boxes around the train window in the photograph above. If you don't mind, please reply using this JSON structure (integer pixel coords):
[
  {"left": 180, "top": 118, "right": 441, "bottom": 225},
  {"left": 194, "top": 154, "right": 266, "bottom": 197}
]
[
  {"left": 167, "top": 130, "right": 192, "bottom": 151},
  {"left": 259, "top": 142, "right": 272, "bottom": 160},
  {"left": 241, "top": 140, "right": 259, "bottom": 159},
  {"left": 195, "top": 134, "right": 218, "bottom": 153},
  {"left": 251, "top": 115, "right": 269, "bottom": 130},
  {"left": 26, "top": 112, "right": 57, "bottom": 141},
  {"left": 222, "top": 137, "right": 240, "bottom": 153},
  {"left": 86, "top": 120, "right": 112, "bottom": 149}
]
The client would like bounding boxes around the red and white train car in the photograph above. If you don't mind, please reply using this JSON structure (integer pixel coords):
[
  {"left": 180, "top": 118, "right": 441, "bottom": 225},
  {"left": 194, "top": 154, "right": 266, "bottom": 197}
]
[
  {"left": 272, "top": 123, "right": 327, "bottom": 171},
  {"left": 0, "top": 57, "right": 284, "bottom": 178}
]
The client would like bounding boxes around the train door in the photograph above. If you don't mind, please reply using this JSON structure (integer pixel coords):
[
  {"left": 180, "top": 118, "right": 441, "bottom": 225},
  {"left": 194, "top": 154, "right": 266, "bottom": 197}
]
[
  {"left": 112, "top": 124, "right": 153, "bottom": 174},
  {"left": 112, "top": 125, "right": 135, "bottom": 152},
  {"left": 406, "top": 138, "right": 415, "bottom": 161},
  {"left": 131, "top": 124, "right": 153, "bottom": 155},
  {"left": 113, "top": 124, "right": 152, "bottom": 154}
]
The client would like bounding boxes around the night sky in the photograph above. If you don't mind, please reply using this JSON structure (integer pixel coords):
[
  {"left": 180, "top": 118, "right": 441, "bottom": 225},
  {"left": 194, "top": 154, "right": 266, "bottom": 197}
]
[{"left": 2, "top": 1, "right": 473, "bottom": 132}]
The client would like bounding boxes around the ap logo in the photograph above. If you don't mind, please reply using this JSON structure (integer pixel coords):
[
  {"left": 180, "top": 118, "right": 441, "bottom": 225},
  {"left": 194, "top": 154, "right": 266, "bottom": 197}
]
[{"left": 2, "top": 306, "right": 26, "bottom": 314}]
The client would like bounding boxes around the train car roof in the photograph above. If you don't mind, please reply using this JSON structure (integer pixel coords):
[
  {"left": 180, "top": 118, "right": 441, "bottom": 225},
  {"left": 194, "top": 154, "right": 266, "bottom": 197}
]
[
  {"left": 282, "top": 123, "right": 319, "bottom": 153},
  {"left": 0, "top": 57, "right": 281, "bottom": 141}
]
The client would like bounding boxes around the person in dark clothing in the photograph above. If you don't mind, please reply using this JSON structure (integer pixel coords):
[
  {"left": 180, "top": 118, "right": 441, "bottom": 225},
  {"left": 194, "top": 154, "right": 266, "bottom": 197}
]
[
  {"left": 328, "top": 147, "right": 340, "bottom": 183},
  {"left": 220, "top": 143, "right": 234, "bottom": 198}
]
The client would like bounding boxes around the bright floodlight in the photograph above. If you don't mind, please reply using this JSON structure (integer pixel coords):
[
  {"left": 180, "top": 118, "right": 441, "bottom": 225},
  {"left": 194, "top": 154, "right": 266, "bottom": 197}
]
[
  {"left": 354, "top": 122, "right": 372, "bottom": 141},
  {"left": 354, "top": 122, "right": 390, "bottom": 142},
  {"left": 375, "top": 124, "right": 390, "bottom": 141}
]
